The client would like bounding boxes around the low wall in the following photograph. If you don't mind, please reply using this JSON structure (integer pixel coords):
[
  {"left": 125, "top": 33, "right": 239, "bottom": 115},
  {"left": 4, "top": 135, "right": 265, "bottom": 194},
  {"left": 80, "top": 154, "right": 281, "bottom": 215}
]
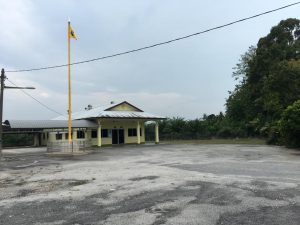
[{"left": 47, "top": 140, "right": 92, "bottom": 153}]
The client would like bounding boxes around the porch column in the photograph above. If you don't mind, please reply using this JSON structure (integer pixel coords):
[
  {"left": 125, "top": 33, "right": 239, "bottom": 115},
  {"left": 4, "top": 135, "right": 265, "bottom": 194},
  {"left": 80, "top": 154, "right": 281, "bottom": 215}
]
[
  {"left": 97, "top": 120, "right": 102, "bottom": 147},
  {"left": 155, "top": 121, "right": 159, "bottom": 144},
  {"left": 137, "top": 121, "right": 141, "bottom": 144}
]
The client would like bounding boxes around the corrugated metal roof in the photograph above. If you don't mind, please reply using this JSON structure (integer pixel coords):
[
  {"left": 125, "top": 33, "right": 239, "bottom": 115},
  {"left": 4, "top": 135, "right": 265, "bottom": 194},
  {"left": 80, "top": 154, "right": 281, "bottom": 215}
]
[
  {"left": 53, "top": 101, "right": 166, "bottom": 120},
  {"left": 5, "top": 120, "right": 98, "bottom": 129},
  {"left": 54, "top": 111, "right": 165, "bottom": 120}
]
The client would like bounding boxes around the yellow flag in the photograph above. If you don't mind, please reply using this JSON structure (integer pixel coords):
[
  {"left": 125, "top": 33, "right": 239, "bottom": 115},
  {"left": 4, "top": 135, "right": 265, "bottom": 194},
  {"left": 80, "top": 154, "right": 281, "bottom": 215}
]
[{"left": 69, "top": 23, "right": 77, "bottom": 40}]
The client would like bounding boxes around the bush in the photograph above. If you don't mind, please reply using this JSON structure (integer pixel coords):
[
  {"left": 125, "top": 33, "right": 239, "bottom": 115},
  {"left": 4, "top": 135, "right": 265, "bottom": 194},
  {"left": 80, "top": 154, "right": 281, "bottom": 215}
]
[
  {"left": 260, "top": 122, "right": 281, "bottom": 145},
  {"left": 3, "top": 133, "right": 33, "bottom": 147},
  {"left": 280, "top": 100, "right": 300, "bottom": 148},
  {"left": 266, "top": 124, "right": 281, "bottom": 145},
  {"left": 217, "top": 127, "right": 233, "bottom": 138}
]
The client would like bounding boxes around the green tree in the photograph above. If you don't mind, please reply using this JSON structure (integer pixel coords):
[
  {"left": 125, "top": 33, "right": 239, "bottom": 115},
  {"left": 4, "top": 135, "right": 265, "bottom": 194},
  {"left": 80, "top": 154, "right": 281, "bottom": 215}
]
[
  {"left": 226, "top": 18, "right": 300, "bottom": 139},
  {"left": 280, "top": 100, "right": 300, "bottom": 147}
]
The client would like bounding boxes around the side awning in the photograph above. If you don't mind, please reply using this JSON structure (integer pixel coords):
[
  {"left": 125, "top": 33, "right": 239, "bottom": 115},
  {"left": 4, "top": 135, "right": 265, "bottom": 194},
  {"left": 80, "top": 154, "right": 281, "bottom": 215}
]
[{"left": 3, "top": 119, "right": 98, "bottom": 133}]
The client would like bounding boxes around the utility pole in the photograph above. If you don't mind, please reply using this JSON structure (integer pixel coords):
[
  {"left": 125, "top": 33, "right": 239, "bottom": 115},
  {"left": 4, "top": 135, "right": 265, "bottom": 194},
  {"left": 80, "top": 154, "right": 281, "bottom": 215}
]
[
  {"left": 0, "top": 68, "right": 35, "bottom": 158},
  {"left": 0, "top": 69, "right": 5, "bottom": 158}
]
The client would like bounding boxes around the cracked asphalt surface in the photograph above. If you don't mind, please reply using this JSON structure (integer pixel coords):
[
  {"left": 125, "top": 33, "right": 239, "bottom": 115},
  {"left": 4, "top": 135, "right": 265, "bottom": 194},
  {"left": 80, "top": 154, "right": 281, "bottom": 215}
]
[{"left": 0, "top": 144, "right": 299, "bottom": 225}]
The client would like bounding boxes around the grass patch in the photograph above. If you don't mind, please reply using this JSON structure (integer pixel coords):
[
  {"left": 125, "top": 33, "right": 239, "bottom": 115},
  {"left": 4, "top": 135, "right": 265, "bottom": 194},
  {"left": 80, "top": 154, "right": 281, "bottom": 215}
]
[{"left": 160, "top": 138, "right": 266, "bottom": 145}]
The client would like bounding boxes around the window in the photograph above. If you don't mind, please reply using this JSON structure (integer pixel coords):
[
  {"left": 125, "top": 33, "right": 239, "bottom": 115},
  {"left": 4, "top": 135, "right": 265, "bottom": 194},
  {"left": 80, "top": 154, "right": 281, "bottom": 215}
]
[
  {"left": 43, "top": 133, "right": 46, "bottom": 139},
  {"left": 91, "top": 130, "right": 97, "bottom": 138},
  {"left": 77, "top": 130, "right": 85, "bottom": 139},
  {"left": 140, "top": 128, "right": 142, "bottom": 136},
  {"left": 56, "top": 133, "right": 62, "bottom": 140},
  {"left": 101, "top": 129, "right": 109, "bottom": 138},
  {"left": 128, "top": 128, "right": 137, "bottom": 137}
]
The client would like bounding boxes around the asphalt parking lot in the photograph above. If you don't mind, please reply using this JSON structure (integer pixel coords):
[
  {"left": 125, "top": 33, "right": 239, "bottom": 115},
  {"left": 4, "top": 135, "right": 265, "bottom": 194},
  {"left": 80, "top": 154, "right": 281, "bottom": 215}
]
[{"left": 0, "top": 144, "right": 299, "bottom": 225}]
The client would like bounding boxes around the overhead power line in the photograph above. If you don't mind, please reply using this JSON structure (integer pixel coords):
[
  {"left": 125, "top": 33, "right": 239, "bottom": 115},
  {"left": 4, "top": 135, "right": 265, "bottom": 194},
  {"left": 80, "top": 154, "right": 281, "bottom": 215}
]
[
  {"left": 6, "top": 1, "right": 300, "bottom": 73},
  {"left": 6, "top": 78, "right": 65, "bottom": 116}
]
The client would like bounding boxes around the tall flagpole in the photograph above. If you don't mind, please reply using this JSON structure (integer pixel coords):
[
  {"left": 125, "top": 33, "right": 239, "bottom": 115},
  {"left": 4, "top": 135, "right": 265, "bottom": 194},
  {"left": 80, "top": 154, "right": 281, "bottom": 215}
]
[{"left": 68, "top": 20, "right": 72, "bottom": 144}]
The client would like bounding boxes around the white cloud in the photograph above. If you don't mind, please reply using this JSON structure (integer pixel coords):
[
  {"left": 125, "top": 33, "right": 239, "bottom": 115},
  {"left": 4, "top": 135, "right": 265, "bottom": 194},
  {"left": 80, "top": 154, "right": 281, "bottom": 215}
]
[
  {"left": 4, "top": 81, "right": 199, "bottom": 119},
  {"left": 40, "top": 92, "right": 50, "bottom": 98},
  {"left": 72, "top": 90, "right": 203, "bottom": 119}
]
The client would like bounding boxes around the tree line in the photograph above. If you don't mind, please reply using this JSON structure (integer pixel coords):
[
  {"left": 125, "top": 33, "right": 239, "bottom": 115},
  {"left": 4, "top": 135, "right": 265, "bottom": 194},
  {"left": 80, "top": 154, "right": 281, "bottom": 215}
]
[
  {"left": 147, "top": 18, "right": 300, "bottom": 148},
  {"left": 145, "top": 113, "right": 257, "bottom": 142}
]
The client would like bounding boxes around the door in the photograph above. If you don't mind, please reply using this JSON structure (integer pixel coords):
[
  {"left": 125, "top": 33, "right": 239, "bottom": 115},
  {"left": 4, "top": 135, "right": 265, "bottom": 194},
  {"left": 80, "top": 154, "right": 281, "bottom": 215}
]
[
  {"left": 112, "top": 129, "right": 124, "bottom": 144},
  {"left": 118, "top": 129, "right": 124, "bottom": 144},
  {"left": 112, "top": 129, "right": 118, "bottom": 144}
]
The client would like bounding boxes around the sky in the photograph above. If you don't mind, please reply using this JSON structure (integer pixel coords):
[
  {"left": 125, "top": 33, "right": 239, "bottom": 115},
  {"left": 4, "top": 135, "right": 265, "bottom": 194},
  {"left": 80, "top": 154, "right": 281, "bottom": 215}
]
[{"left": 1, "top": 0, "right": 300, "bottom": 120}]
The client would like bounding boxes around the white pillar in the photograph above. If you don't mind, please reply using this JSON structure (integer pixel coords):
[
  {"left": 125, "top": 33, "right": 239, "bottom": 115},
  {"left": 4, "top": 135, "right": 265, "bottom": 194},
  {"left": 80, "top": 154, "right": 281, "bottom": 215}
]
[
  {"left": 72, "top": 129, "right": 77, "bottom": 141},
  {"left": 137, "top": 121, "right": 141, "bottom": 144},
  {"left": 84, "top": 130, "right": 88, "bottom": 140},
  {"left": 97, "top": 121, "right": 102, "bottom": 147},
  {"left": 62, "top": 131, "right": 66, "bottom": 141},
  {"left": 155, "top": 121, "right": 159, "bottom": 144},
  {"left": 86, "top": 129, "right": 91, "bottom": 140}
]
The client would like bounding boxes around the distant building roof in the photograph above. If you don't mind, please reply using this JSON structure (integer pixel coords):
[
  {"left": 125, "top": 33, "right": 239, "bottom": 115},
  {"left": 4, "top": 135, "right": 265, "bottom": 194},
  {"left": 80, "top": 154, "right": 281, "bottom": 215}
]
[
  {"left": 53, "top": 101, "right": 166, "bottom": 120},
  {"left": 4, "top": 120, "right": 98, "bottom": 129}
]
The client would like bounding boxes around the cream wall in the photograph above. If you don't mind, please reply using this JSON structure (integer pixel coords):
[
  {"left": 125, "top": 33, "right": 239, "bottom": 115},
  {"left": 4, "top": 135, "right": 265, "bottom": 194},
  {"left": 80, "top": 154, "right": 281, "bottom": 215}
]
[
  {"left": 91, "top": 120, "right": 145, "bottom": 145},
  {"left": 44, "top": 128, "right": 87, "bottom": 143},
  {"left": 42, "top": 119, "right": 146, "bottom": 146}
]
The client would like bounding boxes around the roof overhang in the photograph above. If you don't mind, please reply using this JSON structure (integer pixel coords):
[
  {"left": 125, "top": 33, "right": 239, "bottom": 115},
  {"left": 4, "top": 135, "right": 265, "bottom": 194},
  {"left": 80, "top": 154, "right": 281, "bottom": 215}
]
[{"left": 88, "top": 116, "right": 166, "bottom": 120}]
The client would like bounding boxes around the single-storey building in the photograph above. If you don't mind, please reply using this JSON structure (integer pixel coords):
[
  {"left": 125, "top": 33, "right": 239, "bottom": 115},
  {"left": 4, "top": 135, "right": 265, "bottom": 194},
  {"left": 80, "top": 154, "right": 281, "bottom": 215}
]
[{"left": 4, "top": 101, "right": 166, "bottom": 148}]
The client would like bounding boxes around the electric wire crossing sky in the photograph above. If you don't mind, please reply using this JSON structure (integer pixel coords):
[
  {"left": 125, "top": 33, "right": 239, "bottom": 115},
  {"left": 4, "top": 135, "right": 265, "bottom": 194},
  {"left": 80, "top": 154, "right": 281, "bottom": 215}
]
[{"left": 5, "top": 1, "right": 300, "bottom": 73}]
